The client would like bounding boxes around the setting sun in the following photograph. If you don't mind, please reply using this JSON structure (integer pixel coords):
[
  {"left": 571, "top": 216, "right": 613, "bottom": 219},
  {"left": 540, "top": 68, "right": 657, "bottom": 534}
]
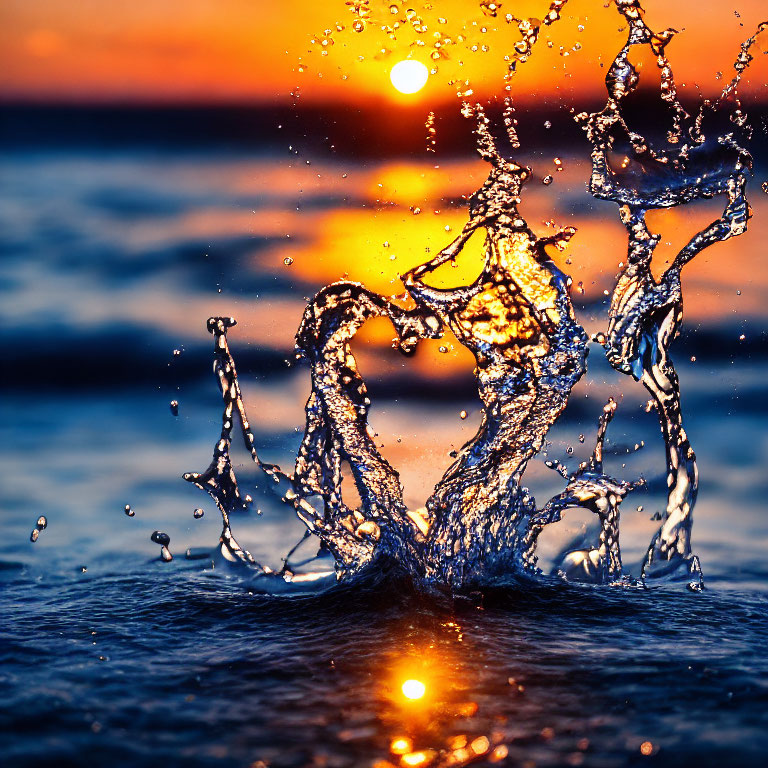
[{"left": 390, "top": 60, "right": 429, "bottom": 95}]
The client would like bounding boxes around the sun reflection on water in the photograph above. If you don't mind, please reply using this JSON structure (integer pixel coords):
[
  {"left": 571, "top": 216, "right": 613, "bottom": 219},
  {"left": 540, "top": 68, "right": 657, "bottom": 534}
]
[
  {"left": 369, "top": 619, "right": 517, "bottom": 768},
  {"left": 401, "top": 679, "right": 427, "bottom": 700}
]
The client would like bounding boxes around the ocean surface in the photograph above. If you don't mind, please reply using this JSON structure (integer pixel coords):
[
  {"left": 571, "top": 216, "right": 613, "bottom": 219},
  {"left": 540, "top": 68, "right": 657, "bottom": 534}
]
[{"left": 1, "top": 136, "right": 768, "bottom": 766}]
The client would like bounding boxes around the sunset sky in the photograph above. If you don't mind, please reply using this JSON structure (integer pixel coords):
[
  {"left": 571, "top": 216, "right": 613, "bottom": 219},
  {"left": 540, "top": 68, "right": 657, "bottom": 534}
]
[{"left": 1, "top": 0, "right": 766, "bottom": 105}]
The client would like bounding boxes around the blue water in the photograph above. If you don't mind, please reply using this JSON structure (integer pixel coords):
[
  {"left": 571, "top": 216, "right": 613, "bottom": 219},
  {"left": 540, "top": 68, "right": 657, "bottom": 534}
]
[{"left": 2, "top": 145, "right": 768, "bottom": 766}]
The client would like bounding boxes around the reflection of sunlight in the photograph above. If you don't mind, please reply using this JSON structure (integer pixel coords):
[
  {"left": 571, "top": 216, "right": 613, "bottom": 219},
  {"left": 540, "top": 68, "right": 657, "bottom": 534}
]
[
  {"left": 401, "top": 678, "right": 426, "bottom": 700},
  {"left": 374, "top": 627, "right": 515, "bottom": 768},
  {"left": 401, "top": 750, "right": 434, "bottom": 766},
  {"left": 390, "top": 737, "right": 413, "bottom": 755},
  {"left": 271, "top": 207, "right": 486, "bottom": 293}
]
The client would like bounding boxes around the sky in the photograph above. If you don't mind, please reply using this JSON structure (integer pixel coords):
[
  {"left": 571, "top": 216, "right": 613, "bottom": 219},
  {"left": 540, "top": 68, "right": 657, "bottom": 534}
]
[{"left": 0, "top": 0, "right": 766, "bottom": 105}]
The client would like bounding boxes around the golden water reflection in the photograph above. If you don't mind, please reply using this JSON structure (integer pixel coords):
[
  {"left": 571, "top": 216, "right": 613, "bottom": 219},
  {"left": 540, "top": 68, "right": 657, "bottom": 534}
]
[
  {"left": 371, "top": 620, "right": 516, "bottom": 768},
  {"left": 271, "top": 157, "right": 768, "bottom": 328}
]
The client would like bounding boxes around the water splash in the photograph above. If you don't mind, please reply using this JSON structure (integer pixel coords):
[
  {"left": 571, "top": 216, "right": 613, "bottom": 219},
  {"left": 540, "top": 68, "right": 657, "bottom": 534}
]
[
  {"left": 185, "top": 155, "right": 602, "bottom": 590},
  {"left": 184, "top": 1, "right": 764, "bottom": 593},
  {"left": 583, "top": 0, "right": 765, "bottom": 587}
]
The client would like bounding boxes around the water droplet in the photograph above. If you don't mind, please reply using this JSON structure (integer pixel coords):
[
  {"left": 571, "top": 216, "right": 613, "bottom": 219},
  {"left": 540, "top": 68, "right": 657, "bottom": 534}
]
[
  {"left": 125, "top": 504, "right": 135, "bottom": 517},
  {"left": 284, "top": 257, "right": 294, "bottom": 266},
  {"left": 170, "top": 400, "right": 179, "bottom": 416},
  {"left": 193, "top": 508, "right": 205, "bottom": 519},
  {"left": 151, "top": 531, "right": 173, "bottom": 561},
  {"left": 151, "top": 531, "right": 170, "bottom": 547},
  {"left": 459, "top": 410, "right": 468, "bottom": 419},
  {"left": 542, "top": 175, "right": 553, "bottom": 185},
  {"left": 30, "top": 515, "right": 47, "bottom": 543}
]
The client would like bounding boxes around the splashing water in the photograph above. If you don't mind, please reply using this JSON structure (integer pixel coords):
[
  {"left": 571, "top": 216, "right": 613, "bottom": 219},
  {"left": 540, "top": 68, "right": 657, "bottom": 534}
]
[
  {"left": 583, "top": 0, "right": 765, "bottom": 586},
  {"left": 185, "top": 1, "right": 766, "bottom": 594}
]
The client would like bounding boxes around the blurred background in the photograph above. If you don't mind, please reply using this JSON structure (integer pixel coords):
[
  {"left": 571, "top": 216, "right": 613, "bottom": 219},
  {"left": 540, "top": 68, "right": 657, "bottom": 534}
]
[{"left": 1, "top": 0, "right": 767, "bottom": 581}]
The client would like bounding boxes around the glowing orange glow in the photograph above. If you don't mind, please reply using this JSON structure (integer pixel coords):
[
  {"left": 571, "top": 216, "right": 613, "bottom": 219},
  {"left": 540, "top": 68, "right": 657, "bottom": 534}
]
[
  {"left": 390, "top": 737, "right": 413, "bottom": 755},
  {"left": 401, "top": 751, "right": 432, "bottom": 767},
  {"left": 401, "top": 679, "right": 426, "bottom": 700},
  {"left": 1, "top": 1, "right": 765, "bottom": 102},
  {"left": 640, "top": 741, "right": 654, "bottom": 756},
  {"left": 390, "top": 60, "right": 429, "bottom": 94}
]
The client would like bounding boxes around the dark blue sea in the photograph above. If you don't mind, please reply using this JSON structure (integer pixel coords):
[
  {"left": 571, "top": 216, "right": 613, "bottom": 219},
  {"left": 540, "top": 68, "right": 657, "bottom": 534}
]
[{"left": 2, "top": 112, "right": 768, "bottom": 766}]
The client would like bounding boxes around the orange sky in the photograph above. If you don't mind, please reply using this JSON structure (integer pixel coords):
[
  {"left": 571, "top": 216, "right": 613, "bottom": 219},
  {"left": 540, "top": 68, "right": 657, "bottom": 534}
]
[{"left": 0, "top": 0, "right": 765, "bottom": 104}]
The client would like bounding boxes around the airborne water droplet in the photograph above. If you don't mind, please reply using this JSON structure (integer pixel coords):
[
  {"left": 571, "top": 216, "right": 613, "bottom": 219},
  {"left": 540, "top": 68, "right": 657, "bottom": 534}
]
[
  {"left": 151, "top": 531, "right": 170, "bottom": 547},
  {"left": 284, "top": 257, "right": 294, "bottom": 266},
  {"left": 30, "top": 515, "right": 47, "bottom": 543},
  {"left": 124, "top": 504, "right": 134, "bottom": 517},
  {"left": 193, "top": 508, "right": 205, "bottom": 519}
]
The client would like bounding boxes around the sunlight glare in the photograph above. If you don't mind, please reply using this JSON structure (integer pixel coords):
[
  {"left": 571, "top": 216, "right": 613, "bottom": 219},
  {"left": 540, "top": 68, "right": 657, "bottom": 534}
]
[
  {"left": 390, "top": 60, "right": 429, "bottom": 94},
  {"left": 401, "top": 678, "right": 426, "bottom": 699}
]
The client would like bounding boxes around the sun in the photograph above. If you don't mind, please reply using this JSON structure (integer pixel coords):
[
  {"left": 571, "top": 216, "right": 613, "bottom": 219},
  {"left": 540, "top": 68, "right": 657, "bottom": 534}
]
[{"left": 390, "top": 60, "right": 429, "bottom": 95}]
